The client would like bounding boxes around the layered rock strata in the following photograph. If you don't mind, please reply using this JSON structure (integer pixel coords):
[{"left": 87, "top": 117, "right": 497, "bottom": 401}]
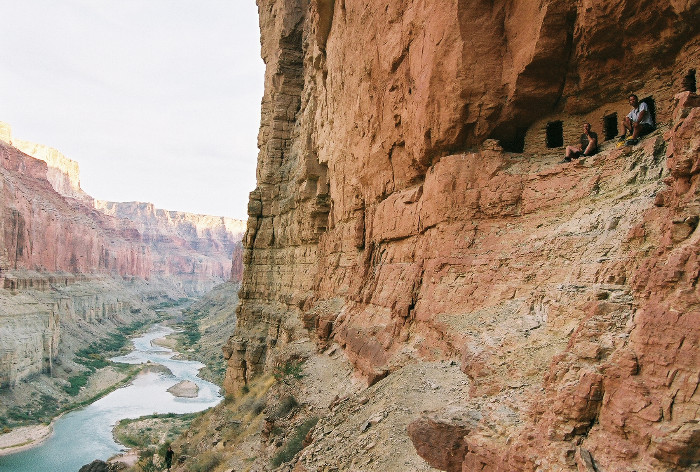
[
  {"left": 224, "top": 1, "right": 699, "bottom": 470},
  {"left": 0, "top": 140, "right": 151, "bottom": 278},
  {"left": 0, "top": 122, "right": 86, "bottom": 201},
  {"left": 0, "top": 277, "right": 144, "bottom": 388},
  {"left": 0, "top": 139, "right": 151, "bottom": 388},
  {"left": 0, "top": 129, "right": 244, "bottom": 389},
  {"left": 95, "top": 201, "right": 246, "bottom": 293}
]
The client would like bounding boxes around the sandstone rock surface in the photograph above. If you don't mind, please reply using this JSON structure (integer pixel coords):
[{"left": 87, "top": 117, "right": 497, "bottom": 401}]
[{"left": 222, "top": 1, "right": 700, "bottom": 471}]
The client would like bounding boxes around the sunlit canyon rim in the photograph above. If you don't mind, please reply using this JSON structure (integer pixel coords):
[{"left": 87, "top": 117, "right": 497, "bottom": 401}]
[{"left": 218, "top": 0, "right": 700, "bottom": 471}]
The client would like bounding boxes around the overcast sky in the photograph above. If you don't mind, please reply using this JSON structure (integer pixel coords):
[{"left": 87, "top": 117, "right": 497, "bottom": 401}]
[{"left": 0, "top": 0, "right": 264, "bottom": 220}]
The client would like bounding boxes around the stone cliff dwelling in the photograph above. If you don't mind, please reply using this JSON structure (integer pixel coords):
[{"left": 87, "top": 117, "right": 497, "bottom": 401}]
[
  {"left": 217, "top": 1, "right": 700, "bottom": 471},
  {"left": 510, "top": 69, "right": 697, "bottom": 155}
]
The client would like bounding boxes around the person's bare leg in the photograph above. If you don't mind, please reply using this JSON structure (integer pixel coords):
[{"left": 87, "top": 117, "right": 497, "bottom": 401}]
[
  {"left": 622, "top": 116, "right": 632, "bottom": 137},
  {"left": 565, "top": 146, "right": 575, "bottom": 160},
  {"left": 631, "top": 122, "right": 641, "bottom": 139},
  {"left": 564, "top": 145, "right": 581, "bottom": 161}
]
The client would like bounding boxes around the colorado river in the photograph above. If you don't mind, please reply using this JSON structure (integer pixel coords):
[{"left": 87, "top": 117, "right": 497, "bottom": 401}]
[{"left": 0, "top": 325, "right": 222, "bottom": 471}]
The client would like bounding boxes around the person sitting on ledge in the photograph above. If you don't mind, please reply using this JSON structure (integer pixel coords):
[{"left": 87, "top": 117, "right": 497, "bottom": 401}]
[
  {"left": 561, "top": 122, "right": 598, "bottom": 163},
  {"left": 619, "top": 94, "right": 655, "bottom": 145}
]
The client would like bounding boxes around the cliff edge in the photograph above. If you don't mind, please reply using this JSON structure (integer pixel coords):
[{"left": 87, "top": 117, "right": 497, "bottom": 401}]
[{"left": 220, "top": 1, "right": 699, "bottom": 471}]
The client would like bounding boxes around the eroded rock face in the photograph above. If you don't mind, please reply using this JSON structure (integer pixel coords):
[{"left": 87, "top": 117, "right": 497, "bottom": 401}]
[
  {"left": 95, "top": 201, "right": 246, "bottom": 294},
  {"left": 0, "top": 278, "right": 139, "bottom": 388},
  {"left": 0, "top": 299, "right": 58, "bottom": 388},
  {"left": 0, "top": 141, "right": 152, "bottom": 278},
  {"left": 225, "top": 1, "right": 698, "bottom": 470},
  {"left": 0, "top": 122, "right": 84, "bottom": 200}
]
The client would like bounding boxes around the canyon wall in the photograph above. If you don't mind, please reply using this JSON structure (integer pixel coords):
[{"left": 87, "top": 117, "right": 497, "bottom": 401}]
[
  {"left": 224, "top": 1, "right": 699, "bottom": 471},
  {"left": 0, "top": 277, "right": 148, "bottom": 388},
  {"left": 0, "top": 123, "right": 246, "bottom": 294},
  {"left": 0, "top": 138, "right": 154, "bottom": 390},
  {"left": 95, "top": 201, "right": 246, "bottom": 293},
  {"left": 0, "top": 121, "right": 86, "bottom": 201},
  {"left": 0, "top": 128, "right": 244, "bottom": 390},
  {"left": 0, "top": 140, "right": 151, "bottom": 279}
]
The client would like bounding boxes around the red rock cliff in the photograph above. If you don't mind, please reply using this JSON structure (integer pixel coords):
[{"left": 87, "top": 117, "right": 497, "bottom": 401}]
[
  {"left": 0, "top": 141, "right": 151, "bottom": 279},
  {"left": 0, "top": 123, "right": 246, "bottom": 294},
  {"left": 95, "top": 201, "right": 246, "bottom": 293},
  {"left": 225, "top": 1, "right": 699, "bottom": 470}
]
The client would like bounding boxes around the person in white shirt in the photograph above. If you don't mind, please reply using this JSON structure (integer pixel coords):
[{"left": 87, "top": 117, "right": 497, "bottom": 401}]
[{"left": 620, "top": 94, "right": 655, "bottom": 145}]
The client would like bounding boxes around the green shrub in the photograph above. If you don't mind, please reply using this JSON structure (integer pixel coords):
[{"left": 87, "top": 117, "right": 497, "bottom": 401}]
[
  {"left": 273, "top": 360, "right": 305, "bottom": 384},
  {"left": 7, "top": 406, "right": 33, "bottom": 422},
  {"left": 35, "top": 394, "right": 59, "bottom": 419},
  {"left": 138, "top": 447, "right": 158, "bottom": 472},
  {"left": 270, "top": 417, "right": 318, "bottom": 467},
  {"left": 116, "top": 430, "right": 154, "bottom": 448},
  {"left": 157, "top": 442, "right": 171, "bottom": 459},
  {"left": 179, "top": 319, "right": 201, "bottom": 345},
  {"left": 64, "top": 373, "right": 90, "bottom": 396},
  {"left": 117, "top": 319, "right": 148, "bottom": 335},
  {"left": 275, "top": 395, "right": 298, "bottom": 419},
  {"left": 253, "top": 398, "right": 266, "bottom": 415}
]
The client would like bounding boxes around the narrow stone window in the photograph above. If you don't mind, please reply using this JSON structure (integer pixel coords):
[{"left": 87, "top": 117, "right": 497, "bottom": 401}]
[
  {"left": 546, "top": 121, "right": 563, "bottom": 148},
  {"left": 683, "top": 69, "right": 696, "bottom": 93},
  {"left": 603, "top": 113, "right": 618, "bottom": 140},
  {"left": 641, "top": 96, "right": 656, "bottom": 125},
  {"left": 501, "top": 126, "right": 528, "bottom": 153}
]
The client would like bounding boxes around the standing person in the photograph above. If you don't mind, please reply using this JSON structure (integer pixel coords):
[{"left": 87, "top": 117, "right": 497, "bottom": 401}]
[
  {"left": 561, "top": 122, "right": 598, "bottom": 163},
  {"left": 165, "top": 445, "right": 174, "bottom": 471},
  {"left": 620, "top": 94, "right": 655, "bottom": 145}
]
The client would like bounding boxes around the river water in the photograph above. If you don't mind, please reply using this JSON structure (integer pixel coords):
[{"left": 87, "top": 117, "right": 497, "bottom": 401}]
[{"left": 0, "top": 325, "right": 222, "bottom": 472}]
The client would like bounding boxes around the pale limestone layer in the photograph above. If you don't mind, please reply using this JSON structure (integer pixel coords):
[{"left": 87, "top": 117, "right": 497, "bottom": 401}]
[
  {"left": 13, "top": 139, "right": 84, "bottom": 200},
  {"left": 0, "top": 122, "right": 84, "bottom": 199}
]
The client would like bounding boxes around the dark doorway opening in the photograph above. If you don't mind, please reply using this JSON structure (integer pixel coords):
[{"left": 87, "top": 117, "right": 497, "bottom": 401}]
[
  {"left": 501, "top": 126, "right": 528, "bottom": 153},
  {"left": 640, "top": 96, "right": 657, "bottom": 126},
  {"left": 603, "top": 113, "right": 618, "bottom": 140},
  {"left": 546, "top": 121, "right": 563, "bottom": 148},
  {"left": 683, "top": 69, "right": 696, "bottom": 93}
]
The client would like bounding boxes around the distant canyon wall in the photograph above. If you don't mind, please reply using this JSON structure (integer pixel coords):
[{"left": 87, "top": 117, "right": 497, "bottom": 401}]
[
  {"left": 0, "top": 121, "right": 84, "bottom": 200},
  {"left": 225, "top": 1, "right": 699, "bottom": 471},
  {"left": 0, "top": 122, "right": 246, "bottom": 293},
  {"left": 95, "top": 201, "right": 246, "bottom": 293},
  {"left": 0, "top": 125, "right": 245, "bottom": 388},
  {"left": 0, "top": 140, "right": 151, "bottom": 279}
]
